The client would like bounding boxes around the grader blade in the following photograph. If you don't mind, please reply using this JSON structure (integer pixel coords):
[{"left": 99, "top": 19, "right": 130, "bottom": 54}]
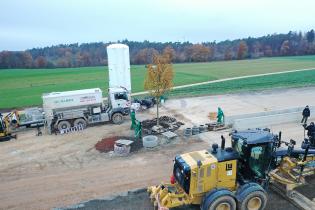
[
  {"left": 270, "top": 156, "right": 315, "bottom": 210},
  {"left": 148, "top": 183, "right": 192, "bottom": 210}
]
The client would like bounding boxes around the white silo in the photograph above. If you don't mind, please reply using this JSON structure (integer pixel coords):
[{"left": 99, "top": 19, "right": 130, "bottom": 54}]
[{"left": 107, "top": 44, "right": 131, "bottom": 92}]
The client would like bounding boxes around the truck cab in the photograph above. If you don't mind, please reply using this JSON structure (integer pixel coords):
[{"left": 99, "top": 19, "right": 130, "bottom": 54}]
[{"left": 108, "top": 87, "right": 131, "bottom": 114}]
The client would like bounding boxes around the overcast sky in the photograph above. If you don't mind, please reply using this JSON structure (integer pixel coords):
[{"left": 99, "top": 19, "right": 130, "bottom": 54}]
[{"left": 1, "top": 0, "right": 315, "bottom": 51}]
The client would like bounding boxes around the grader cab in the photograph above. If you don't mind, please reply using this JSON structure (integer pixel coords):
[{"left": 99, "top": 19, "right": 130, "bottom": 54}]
[{"left": 148, "top": 129, "right": 315, "bottom": 210}]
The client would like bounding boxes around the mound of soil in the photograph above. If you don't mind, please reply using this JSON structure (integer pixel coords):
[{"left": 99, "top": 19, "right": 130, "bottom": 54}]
[
  {"left": 141, "top": 116, "right": 184, "bottom": 134},
  {"left": 142, "top": 116, "right": 177, "bottom": 129},
  {"left": 95, "top": 136, "right": 143, "bottom": 153},
  {"left": 95, "top": 136, "right": 119, "bottom": 153}
]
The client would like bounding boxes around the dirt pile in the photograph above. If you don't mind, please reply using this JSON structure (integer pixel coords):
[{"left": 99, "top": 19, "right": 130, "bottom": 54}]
[
  {"left": 95, "top": 136, "right": 119, "bottom": 153},
  {"left": 95, "top": 136, "right": 143, "bottom": 153},
  {"left": 142, "top": 116, "right": 184, "bottom": 134}
]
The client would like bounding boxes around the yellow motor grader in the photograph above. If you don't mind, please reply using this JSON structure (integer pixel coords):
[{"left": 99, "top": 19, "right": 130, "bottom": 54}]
[{"left": 148, "top": 129, "right": 315, "bottom": 210}]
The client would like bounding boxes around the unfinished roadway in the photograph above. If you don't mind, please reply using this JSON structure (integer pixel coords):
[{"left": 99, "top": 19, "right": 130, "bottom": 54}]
[{"left": 0, "top": 86, "right": 315, "bottom": 210}]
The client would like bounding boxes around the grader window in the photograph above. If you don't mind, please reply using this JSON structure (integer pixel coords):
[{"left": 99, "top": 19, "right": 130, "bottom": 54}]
[
  {"left": 249, "top": 146, "right": 266, "bottom": 178},
  {"left": 251, "top": 147, "right": 263, "bottom": 159},
  {"left": 234, "top": 139, "right": 245, "bottom": 156}
]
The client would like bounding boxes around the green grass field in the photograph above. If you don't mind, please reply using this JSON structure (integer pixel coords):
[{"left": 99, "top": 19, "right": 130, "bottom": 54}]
[
  {"left": 1, "top": 55, "right": 315, "bottom": 109},
  {"left": 168, "top": 69, "right": 315, "bottom": 97}
]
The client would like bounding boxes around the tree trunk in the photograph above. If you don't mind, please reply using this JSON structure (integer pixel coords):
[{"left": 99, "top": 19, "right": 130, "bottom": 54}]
[{"left": 156, "top": 97, "right": 159, "bottom": 126}]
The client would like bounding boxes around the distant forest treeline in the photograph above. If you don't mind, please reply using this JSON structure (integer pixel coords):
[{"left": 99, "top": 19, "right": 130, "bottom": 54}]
[{"left": 0, "top": 29, "right": 314, "bottom": 69}]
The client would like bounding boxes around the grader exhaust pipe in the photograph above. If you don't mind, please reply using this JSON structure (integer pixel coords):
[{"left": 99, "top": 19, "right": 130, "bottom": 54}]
[{"left": 221, "top": 135, "right": 225, "bottom": 150}]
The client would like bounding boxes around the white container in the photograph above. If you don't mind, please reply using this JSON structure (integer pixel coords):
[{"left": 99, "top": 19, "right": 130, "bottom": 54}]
[
  {"left": 107, "top": 44, "right": 131, "bottom": 92},
  {"left": 42, "top": 88, "right": 103, "bottom": 118}
]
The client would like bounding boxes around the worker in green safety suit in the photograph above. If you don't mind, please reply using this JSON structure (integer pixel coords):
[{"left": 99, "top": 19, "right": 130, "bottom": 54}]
[
  {"left": 135, "top": 121, "right": 142, "bottom": 139},
  {"left": 130, "top": 110, "right": 142, "bottom": 138},
  {"left": 217, "top": 107, "right": 224, "bottom": 124},
  {"left": 130, "top": 110, "right": 136, "bottom": 130}
]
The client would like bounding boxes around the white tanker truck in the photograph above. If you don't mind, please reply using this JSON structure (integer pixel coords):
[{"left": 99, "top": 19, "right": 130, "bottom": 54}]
[
  {"left": 43, "top": 88, "right": 130, "bottom": 134},
  {"left": 43, "top": 43, "right": 133, "bottom": 134}
]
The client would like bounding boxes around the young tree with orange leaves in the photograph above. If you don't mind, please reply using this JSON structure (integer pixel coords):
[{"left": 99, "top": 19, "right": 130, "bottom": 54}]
[{"left": 144, "top": 53, "right": 174, "bottom": 126}]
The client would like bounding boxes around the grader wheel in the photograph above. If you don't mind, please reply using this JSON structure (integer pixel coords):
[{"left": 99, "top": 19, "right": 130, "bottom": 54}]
[
  {"left": 207, "top": 195, "right": 236, "bottom": 210},
  {"left": 202, "top": 189, "right": 236, "bottom": 210},
  {"left": 239, "top": 191, "right": 266, "bottom": 210},
  {"left": 236, "top": 183, "right": 267, "bottom": 210}
]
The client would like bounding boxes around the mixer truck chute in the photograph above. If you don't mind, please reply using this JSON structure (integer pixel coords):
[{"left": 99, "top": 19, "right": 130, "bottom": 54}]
[{"left": 42, "top": 88, "right": 130, "bottom": 134}]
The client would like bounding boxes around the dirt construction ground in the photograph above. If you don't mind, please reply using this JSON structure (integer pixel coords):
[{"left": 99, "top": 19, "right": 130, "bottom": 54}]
[{"left": 1, "top": 87, "right": 315, "bottom": 210}]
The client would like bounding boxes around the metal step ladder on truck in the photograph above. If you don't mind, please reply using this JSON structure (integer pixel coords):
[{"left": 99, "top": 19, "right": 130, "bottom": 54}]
[
  {"left": 42, "top": 87, "right": 130, "bottom": 134},
  {"left": 148, "top": 129, "right": 315, "bottom": 210}
]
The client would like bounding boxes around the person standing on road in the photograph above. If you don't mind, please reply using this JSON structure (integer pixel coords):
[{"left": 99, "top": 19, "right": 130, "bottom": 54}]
[
  {"left": 217, "top": 107, "right": 224, "bottom": 124},
  {"left": 304, "top": 122, "right": 315, "bottom": 145},
  {"left": 301, "top": 105, "right": 310, "bottom": 124}
]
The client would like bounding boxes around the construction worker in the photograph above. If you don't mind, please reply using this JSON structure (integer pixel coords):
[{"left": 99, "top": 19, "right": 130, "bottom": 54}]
[
  {"left": 217, "top": 107, "right": 224, "bottom": 124},
  {"left": 304, "top": 122, "right": 315, "bottom": 145},
  {"left": 130, "top": 110, "right": 136, "bottom": 130},
  {"left": 301, "top": 105, "right": 310, "bottom": 124},
  {"left": 135, "top": 121, "right": 142, "bottom": 139}
]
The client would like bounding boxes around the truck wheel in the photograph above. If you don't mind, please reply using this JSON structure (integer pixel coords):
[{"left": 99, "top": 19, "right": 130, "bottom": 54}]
[
  {"left": 74, "top": 118, "right": 87, "bottom": 129},
  {"left": 236, "top": 183, "right": 267, "bottom": 210},
  {"left": 57, "top": 121, "right": 71, "bottom": 130},
  {"left": 112, "top": 113, "right": 124, "bottom": 124},
  {"left": 202, "top": 189, "right": 236, "bottom": 210}
]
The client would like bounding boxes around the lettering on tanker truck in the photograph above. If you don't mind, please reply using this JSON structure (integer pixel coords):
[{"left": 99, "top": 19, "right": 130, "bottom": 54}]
[
  {"left": 79, "top": 96, "right": 96, "bottom": 103},
  {"left": 53, "top": 97, "right": 96, "bottom": 104},
  {"left": 53, "top": 98, "right": 74, "bottom": 104}
]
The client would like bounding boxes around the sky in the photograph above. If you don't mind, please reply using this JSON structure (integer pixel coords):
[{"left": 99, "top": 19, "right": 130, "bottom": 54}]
[{"left": 1, "top": 0, "right": 315, "bottom": 51}]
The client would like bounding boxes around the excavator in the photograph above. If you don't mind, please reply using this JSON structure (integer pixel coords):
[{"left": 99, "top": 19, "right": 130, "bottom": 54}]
[
  {"left": 0, "top": 112, "right": 18, "bottom": 142},
  {"left": 148, "top": 128, "right": 315, "bottom": 210}
]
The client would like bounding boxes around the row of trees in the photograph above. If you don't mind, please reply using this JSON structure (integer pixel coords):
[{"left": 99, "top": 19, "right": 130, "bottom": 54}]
[{"left": 0, "top": 30, "right": 315, "bottom": 69}]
